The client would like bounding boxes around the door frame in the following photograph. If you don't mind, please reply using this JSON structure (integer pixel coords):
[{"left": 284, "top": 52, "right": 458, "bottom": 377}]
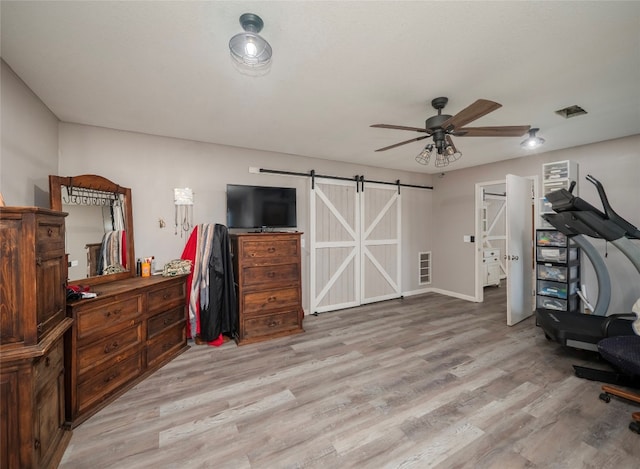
[{"left": 474, "top": 175, "right": 539, "bottom": 303}]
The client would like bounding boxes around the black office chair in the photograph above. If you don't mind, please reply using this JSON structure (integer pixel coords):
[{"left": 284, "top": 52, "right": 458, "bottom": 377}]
[{"left": 597, "top": 334, "right": 640, "bottom": 434}]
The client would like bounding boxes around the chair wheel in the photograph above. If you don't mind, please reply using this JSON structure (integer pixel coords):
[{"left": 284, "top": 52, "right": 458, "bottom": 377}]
[
  {"left": 629, "top": 421, "right": 640, "bottom": 434},
  {"left": 599, "top": 393, "right": 611, "bottom": 403}
]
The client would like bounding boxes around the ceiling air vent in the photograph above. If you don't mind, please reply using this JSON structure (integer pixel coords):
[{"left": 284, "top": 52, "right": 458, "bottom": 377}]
[{"left": 555, "top": 105, "right": 587, "bottom": 119}]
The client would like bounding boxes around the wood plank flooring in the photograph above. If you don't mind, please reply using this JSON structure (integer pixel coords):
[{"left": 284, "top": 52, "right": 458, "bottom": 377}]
[{"left": 59, "top": 286, "right": 640, "bottom": 468}]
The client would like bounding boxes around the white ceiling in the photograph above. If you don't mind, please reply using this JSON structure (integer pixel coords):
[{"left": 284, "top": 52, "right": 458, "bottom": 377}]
[{"left": 2, "top": 1, "right": 639, "bottom": 174}]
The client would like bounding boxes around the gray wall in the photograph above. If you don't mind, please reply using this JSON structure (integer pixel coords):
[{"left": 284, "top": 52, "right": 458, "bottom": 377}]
[
  {"left": 0, "top": 60, "right": 58, "bottom": 207},
  {"left": 57, "top": 122, "right": 434, "bottom": 313},
  {"left": 431, "top": 135, "right": 640, "bottom": 313}
]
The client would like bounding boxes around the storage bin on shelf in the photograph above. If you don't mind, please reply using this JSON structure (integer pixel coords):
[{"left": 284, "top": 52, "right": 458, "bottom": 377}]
[{"left": 535, "top": 229, "right": 581, "bottom": 314}]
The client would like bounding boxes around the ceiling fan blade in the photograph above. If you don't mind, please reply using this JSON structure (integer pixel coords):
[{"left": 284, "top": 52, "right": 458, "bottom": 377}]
[
  {"left": 371, "top": 124, "right": 431, "bottom": 133},
  {"left": 440, "top": 99, "right": 502, "bottom": 131},
  {"left": 455, "top": 125, "right": 531, "bottom": 137},
  {"left": 374, "top": 135, "right": 429, "bottom": 152}
]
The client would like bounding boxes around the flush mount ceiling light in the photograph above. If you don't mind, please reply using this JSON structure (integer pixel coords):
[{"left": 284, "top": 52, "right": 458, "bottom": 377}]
[
  {"left": 521, "top": 128, "right": 545, "bottom": 150},
  {"left": 229, "top": 13, "right": 272, "bottom": 69}
]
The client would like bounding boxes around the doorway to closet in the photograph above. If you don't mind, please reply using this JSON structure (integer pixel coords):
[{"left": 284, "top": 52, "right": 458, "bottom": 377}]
[{"left": 475, "top": 174, "right": 538, "bottom": 325}]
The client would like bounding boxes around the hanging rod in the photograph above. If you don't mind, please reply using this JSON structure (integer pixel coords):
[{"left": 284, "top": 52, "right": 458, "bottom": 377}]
[
  {"left": 62, "top": 185, "right": 121, "bottom": 206},
  {"left": 257, "top": 168, "right": 433, "bottom": 191},
  {"left": 484, "top": 191, "right": 506, "bottom": 197}
]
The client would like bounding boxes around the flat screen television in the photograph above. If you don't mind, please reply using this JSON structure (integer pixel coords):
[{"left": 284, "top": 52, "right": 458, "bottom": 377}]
[{"left": 226, "top": 184, "right": 297, "bottom": 230}]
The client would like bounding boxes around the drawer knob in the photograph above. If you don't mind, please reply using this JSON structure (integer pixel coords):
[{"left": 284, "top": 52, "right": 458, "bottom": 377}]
[
  {"left": 163, "top": 318, "right": 171, "bottom": 325},
  {"left": 268, "top": 321, "right": 278, "bottom": 328},
  {"left": 44, "top": 357, "right": 51, "bottom": 367},
  {"left": 47, "top": 228, "right": 53, "bottom": 237},
  {"left": 104, "top": 372, "right": 119, "bottom": 383},
  {"left": 267, "top": 296, "right": 277, "bottom": 303},
  {"left": 104, "top": 341, "right": 119, "bottom": 353},
  {"left": 267, "top": 247, "right": 276, "bottom": 253},
  {"left": 163, "top": 293, "right": 170, "bottom": 300},
  {"left": 105, "top": 308, "right": 122, "bottom": 318},
  {"left": 34, "top": 439, "right": 41, "bottom": 450},
  {"left": 36, "top": 256, "right": 42, "bottom": 266},
  {"left": 267, "top": 271, "right": 276, "bottom": 278}
]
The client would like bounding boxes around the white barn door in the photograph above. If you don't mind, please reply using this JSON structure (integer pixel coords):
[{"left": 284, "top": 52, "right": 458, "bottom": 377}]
[
  {"left": 360, "top": 182, "right": 402, "bottom": 304},
  {"left": 310, "top": 178, "right": 360, "bottom": 314},
  {"left": 310, "top": 179, "right": 403, "bottom": 314}
]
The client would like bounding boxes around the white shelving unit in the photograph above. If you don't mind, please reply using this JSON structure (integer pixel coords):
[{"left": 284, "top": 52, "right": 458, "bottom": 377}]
[{"left": 539, "top": 160, "right": 579, "bottom": 228}]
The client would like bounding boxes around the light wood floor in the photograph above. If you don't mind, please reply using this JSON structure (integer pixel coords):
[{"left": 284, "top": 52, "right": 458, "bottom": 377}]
[{"left": 60, "top": 286, "right": 640, "bottom": 468}]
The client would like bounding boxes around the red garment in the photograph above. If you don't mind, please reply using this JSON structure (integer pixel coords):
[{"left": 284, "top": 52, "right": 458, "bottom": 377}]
[{"left": 181, "top": 226, "right": 199, "bottom": 339}]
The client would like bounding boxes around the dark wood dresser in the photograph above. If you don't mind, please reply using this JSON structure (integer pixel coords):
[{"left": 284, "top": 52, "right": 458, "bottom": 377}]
[
  {"left": 231, "top": 232, "right": 304, "bottom": 345},
  {"left": 65, "top": 275, "right": 188, "bottom": 426},
  {"left": 0, "top": 207, "right": 73, "bottom": 469}
]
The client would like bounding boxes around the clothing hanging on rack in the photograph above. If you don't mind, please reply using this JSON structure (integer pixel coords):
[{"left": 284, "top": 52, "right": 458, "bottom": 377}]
[
  {"left": 96, "top": 230, "right": 126, "bottom": 274},
  {"left": 180, "top": 223, "right": 236, "bottom": 345},
  {"left": 200, "top": 224, "right": 238, "bottom": 342}
]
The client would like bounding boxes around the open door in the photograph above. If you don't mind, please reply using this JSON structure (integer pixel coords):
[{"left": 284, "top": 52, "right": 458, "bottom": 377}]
[{"left": 506, "top": 174, "right": 534, "bottom": 326}]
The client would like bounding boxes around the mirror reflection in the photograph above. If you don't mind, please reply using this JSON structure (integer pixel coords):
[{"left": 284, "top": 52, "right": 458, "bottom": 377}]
[
  {"left": 61, "top": 186, "right": 128, "bottom": 279},
  {"left": 49, "top": 174, "right": 135, "bottom": 285}
]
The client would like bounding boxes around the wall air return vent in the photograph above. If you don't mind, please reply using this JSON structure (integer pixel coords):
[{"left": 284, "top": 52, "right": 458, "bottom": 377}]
[
  {"left": 555, "top": 105, "right": 587, "bottom": 119},
  {"left": 419, "top": 251, "right": 432, "bottom": 285}
]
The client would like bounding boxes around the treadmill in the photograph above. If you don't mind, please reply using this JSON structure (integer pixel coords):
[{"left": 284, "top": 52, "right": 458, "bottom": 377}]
[{"left": 536, "top": 175, "right": 639, "bottom": 351}]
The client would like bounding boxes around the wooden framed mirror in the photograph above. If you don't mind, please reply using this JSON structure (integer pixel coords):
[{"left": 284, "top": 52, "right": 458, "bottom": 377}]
[{"left": 49, "top": 174, "right": 135, "bottom": 285}]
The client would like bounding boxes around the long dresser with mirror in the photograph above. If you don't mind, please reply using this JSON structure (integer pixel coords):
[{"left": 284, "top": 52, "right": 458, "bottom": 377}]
[{"left": 49, "top": 174, "right": 189, "bottom": 427}]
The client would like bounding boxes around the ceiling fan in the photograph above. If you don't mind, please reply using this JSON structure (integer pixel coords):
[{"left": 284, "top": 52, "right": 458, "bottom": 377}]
[{"left": 371, "top": 97, "right": 530, "bottom": 167}]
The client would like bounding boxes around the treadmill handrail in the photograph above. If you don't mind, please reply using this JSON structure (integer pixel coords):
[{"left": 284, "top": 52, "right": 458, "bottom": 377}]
[{"left": 586, "top": 174, "right": 640, "bottom": 239}]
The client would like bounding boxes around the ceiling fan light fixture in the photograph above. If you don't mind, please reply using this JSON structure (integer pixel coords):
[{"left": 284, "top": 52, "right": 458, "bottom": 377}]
[
  {"left": 372, "top": 97, "right": 527, "bottom": 168},
  {"left": 434, "top": 153, "right": 450, "bottom": 168},
  {"left": 520, "top": 128, "right": 545, "bottom": 150},
  {"left": 443, "top": 144, "right": 462, "bottom": 162},
  {"left": 415, "top": 144, "right": 433, "bottom": 165},
  {"left": 229, "top": 13, "right": 272, "bottom": 69}
]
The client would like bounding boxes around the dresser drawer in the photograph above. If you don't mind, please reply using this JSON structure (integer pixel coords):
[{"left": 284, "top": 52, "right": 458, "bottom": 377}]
[
  {"left": 147, "top": 322, "right": 186, "bottom": 369},
  {"left": 76, "top": 296, "right": 142, "bottom": 340},
  {"left": 241, "top": 263, "right": 299, "bottom": 288},
  {"left": 147, "top": 281, "right": 185, "bottom": 314},
  {"left": 77, "top": 351, "right": 143, "bottom": 413},
  {"left": 77, "top": 324, "right": 142, "bottom": 375},
  {"left": 243, "top": 310, "right": 301, "bottom": 340},
  {"left": 241, "top": 239, "right": 299, "bottom": 262},
  {"left": 36, "top": 215, "right": 65, "bottom": 252},
  {"left": 34, "top": 338, "right": 64, "bottom": 395},
  {"left": 242, "top": 286, "right": 300, "bottom": 317},
  {"left": 147, "top": 305, "right": 185, "bottom": 338}
]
